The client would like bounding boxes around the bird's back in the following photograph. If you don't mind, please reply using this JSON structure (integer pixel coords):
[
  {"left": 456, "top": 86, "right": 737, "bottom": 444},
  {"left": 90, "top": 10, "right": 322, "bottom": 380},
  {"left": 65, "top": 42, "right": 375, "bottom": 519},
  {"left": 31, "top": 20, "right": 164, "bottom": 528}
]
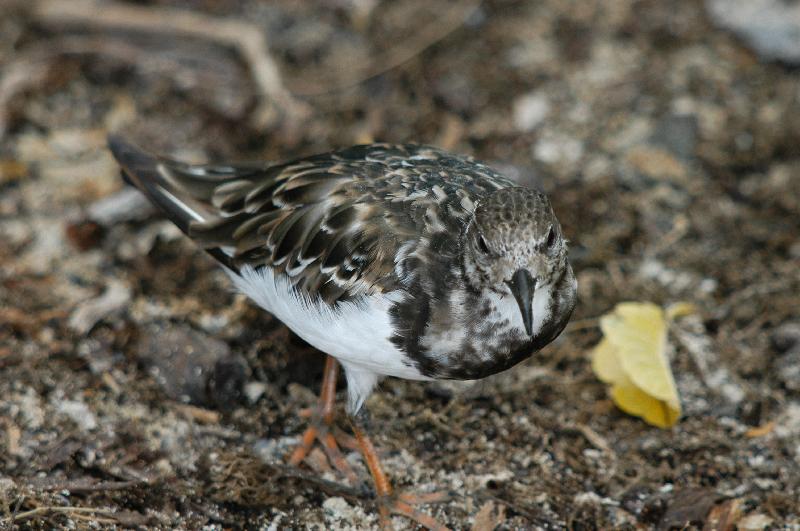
[{"left": 109, "top": 139, "right": 516, "bottom": 304}]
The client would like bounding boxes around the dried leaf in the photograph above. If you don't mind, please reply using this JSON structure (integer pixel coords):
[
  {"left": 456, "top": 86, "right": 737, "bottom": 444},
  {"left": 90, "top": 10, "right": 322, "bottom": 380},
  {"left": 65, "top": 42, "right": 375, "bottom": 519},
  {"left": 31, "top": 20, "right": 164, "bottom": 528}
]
[
  {"left": 471, "top": 501, "right": 506, "bottom": 531},
  {"left": 592, "top": 302, "right": 683, "bottom": 428}
]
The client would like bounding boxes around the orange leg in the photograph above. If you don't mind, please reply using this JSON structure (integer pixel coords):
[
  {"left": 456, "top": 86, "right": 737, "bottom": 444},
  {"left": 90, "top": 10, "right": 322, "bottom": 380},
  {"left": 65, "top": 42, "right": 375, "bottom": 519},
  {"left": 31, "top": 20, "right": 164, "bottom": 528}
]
[
  {"left": 287, "top": 356, "right": 357, "bottom": 484},
  {"left": 351, "top": 420, "right": 451, "bottom": 531},
  {"left": 288, "top": 355, "right": 451, "bottom": 530}
]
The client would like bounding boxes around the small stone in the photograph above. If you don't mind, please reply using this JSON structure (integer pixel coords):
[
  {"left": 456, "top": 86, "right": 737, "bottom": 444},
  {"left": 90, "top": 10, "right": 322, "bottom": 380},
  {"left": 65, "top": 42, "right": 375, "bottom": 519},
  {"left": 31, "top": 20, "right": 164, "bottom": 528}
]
[
  {"left": 738, "top": 513, "right": 774, "bottom": 530},
  {"left": 651, "top": 114, "right": 698, "bottom": 161},
  {"left": 253, "top": 436, "right": 299, "bottom": 462},
  {"left": 774, "top": 349, "right": 800, "bottom": 392},
  {"left": 322, "top": 496, "right": 351, "bottom": 516},
  {"left": 513, "top": 92, "right": 550, "bottom": 132},
  {"left": 244, "top": 381, "right": 268, "bottom": 403},
  {"left": 533, "top": 134, "right": 583, "bottom": 166},
  {"left": 17, "top": 386, "right": 45, "bottom": 429},
  {"left": 706, "top": 0, "right": 800, "bottom": 65},
  {"left": 137, "top": 323, "right": 247, "bottom": 408},
  {"left": 322, "top": 496, "right": 362, "bottom": 523},
  {"left": 207, "top": 356, "right": 249, "bottom": 410},
  {"left": 771, "top": 322, "right": 800, "bottom": 353},
  {"left": 86, "top": 187, "right": 156, "bottom": 227},
  {"left": 55, "top": 398, "right": 97, "bottom": 431}
]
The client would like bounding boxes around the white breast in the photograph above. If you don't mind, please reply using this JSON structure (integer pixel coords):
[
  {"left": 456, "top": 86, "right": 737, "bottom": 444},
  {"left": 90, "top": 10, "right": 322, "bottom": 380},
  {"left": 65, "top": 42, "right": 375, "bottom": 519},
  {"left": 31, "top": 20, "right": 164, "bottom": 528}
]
[{"left": 226, "top": 266, "right": 428, "bottom": 382}]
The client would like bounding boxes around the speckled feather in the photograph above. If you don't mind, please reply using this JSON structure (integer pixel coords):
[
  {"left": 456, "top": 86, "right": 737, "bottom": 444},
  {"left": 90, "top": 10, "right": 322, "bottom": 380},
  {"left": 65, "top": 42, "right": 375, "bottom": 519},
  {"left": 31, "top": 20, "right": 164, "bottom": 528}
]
[
  {"left": 153, "top": 143, "right": 515, "bottom": 304},
  {"left": 109, "top": 137, "right": 576, "bottom": 412}
]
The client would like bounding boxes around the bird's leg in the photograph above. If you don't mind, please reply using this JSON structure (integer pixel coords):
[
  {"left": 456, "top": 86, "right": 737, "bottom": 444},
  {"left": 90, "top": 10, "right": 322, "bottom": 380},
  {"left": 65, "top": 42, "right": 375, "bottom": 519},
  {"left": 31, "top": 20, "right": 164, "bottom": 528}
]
[
  {"left": 288, "top": 356, "right": 357, "bottom": 484},
  {"left": 350, "top": 415, "right": 451, "bottom": 531}
]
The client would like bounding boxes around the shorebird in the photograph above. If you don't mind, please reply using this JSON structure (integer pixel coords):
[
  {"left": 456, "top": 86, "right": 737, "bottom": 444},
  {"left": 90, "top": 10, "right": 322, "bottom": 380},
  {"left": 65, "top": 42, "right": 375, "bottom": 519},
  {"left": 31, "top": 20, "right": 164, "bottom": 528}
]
[{"left": 109, "top": 137, "right": 577, "bottom": 529}]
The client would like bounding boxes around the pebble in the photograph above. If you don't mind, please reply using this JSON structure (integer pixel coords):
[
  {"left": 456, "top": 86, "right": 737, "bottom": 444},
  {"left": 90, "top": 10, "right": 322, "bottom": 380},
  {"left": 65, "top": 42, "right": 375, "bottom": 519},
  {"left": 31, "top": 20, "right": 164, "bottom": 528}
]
[
  {"left": 55, "top": 398, "right": 98, "bottom": 431},
  {"left": 137, "top": 323, "right": 248, "bottom": 408},
  {"left": 244, "top": 381, "right": 268, "bottom": 403},
  {"left": 651, "top": 113, "right": 698, "bottom": 162},
  {"left": 737, "top": 513, "right": 774, "bottom": 530},
  {"left": 706, "top": 0, "right": 800, "bottom": 65},
  {"left": 513, "top": 91, "right": 550, "bottom": 132},
  {"left": 533, "top": 133, "right": 584, "bottom": 166},
  {"left": 322, "top": 496, "right": 374, "bottom": 528},
  {"left": 86, "top": 187, "right": 156, "bottom": 226},
  {"left": 771, "top": 322, "right": 800, "bottom": 353}
]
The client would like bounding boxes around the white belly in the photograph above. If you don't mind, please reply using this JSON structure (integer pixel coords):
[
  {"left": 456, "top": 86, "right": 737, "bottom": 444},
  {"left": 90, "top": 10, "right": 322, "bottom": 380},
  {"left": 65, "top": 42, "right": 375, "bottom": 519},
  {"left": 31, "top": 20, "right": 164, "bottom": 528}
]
[{"left": 227, "top": 265, "right": 428, "bottom": 381}]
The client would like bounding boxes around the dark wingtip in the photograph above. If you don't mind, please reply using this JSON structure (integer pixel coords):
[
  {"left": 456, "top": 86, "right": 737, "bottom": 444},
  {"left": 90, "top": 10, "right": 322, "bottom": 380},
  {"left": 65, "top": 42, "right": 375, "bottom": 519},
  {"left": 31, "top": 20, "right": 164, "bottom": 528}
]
[
  {"left": 106, "top": 134, "right": 240, "bottom": 274},
  {"left": 106, "top": 134, "right": 187, "bottom": 232},
  {"left": 106, "top": 134, "right": 127, "bottom": 159},
  {"left": 107, "top": 135, "right": 157, "bottom": 177}
]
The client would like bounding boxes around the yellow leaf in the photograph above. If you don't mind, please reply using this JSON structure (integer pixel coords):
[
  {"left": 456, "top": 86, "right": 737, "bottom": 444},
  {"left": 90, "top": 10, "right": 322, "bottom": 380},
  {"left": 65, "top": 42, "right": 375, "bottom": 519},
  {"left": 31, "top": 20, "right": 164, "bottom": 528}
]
[
  {"left": 665, "top": 302, "right": 697, "bottom": 320},
  {"left": 591, "top": 302, "right": 682, "bottom": 428}
]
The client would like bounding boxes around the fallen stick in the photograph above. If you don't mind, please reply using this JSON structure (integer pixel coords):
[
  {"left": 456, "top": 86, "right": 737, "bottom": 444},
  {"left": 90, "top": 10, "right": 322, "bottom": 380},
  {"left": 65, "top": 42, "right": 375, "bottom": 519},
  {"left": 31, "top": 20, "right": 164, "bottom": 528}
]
[
  {"left": 7, "top": 505, "right": 116, "bottom": 523},
  {"left": 31, "top": 0, "right": 310, "bottom": 129}
]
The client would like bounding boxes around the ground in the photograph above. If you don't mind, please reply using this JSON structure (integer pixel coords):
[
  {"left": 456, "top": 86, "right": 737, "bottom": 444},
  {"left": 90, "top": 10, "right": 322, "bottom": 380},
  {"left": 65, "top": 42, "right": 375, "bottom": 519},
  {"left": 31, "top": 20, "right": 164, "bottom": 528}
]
[{"left": 1, "top": 0, "right": 799, "bottom": 529}]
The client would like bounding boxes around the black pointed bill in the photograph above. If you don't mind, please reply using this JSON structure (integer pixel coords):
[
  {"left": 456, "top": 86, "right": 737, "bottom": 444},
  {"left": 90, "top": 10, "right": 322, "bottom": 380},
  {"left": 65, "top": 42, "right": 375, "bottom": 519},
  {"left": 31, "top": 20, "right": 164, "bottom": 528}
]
[{"left": 506, "top": 268, "right": 536, "bottom": 336}]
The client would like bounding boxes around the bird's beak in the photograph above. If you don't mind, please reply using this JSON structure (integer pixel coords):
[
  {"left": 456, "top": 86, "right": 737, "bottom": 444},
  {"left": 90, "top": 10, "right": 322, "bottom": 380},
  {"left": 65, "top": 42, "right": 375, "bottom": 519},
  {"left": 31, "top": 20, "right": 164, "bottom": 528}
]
[{"left": 506, "top": 268, "right": 536, "bottom": 336}]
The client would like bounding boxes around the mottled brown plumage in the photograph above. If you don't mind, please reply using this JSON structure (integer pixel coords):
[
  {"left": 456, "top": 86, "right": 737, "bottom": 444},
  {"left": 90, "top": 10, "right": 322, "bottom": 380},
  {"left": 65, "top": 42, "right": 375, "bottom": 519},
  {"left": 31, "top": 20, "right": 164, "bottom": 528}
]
[
  {"left": 114, "top": 141, "right": 517, "bottom": 304},
  {"left": 110, "top": 136, "right": 577, "bottom": 531}
]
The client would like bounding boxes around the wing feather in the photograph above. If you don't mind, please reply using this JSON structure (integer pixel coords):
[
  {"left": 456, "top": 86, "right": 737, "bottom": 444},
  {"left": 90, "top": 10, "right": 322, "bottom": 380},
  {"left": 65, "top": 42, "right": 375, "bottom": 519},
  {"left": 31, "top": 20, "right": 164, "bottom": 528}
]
[{"left": 109, "top": 138, "right": 518, "bottom": 304}]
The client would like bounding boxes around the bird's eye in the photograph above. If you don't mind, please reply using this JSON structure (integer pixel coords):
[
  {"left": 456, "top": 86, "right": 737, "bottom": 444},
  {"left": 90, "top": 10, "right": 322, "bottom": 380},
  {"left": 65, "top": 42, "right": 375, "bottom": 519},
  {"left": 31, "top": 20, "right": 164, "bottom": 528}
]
[
  {"left": 546, "top": 226, "right": 557, "bottom": 249},
  {"left": 477, "top": 235, "right": 491, "bottom": 254}
]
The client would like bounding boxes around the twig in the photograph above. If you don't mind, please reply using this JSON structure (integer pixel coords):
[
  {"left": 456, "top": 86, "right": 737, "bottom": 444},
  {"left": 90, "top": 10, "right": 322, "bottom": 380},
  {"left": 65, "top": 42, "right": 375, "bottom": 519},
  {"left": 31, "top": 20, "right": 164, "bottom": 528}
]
[
  {"left": 6, "top": 505, "right": 116, "bottom": 523},
  {"left": 562, "top": 423, "right": 614, "bottom": 456},
  {"left": 266, "top": 462, "right": 371, "bottom": 501},
  {"left": 40, "top": 478, "right": 148, "bottom": 494},
  {"left": 31, "top": 0, "right": 309, "bottom": 129}
]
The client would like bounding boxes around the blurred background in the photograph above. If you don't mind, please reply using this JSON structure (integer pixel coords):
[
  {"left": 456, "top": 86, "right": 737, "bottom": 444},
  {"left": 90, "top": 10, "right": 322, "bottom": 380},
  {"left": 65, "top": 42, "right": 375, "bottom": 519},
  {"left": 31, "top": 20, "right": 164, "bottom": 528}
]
[{"left": 1, "top": 0, "right": 799, "bottom": 528}]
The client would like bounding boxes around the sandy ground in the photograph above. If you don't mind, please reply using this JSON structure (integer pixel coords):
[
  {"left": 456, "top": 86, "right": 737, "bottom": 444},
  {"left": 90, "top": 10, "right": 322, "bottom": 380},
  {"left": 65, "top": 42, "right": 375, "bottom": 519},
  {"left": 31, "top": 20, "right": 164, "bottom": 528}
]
[{"left": 1, "top": 0, "right": 799, "bottom": 529}]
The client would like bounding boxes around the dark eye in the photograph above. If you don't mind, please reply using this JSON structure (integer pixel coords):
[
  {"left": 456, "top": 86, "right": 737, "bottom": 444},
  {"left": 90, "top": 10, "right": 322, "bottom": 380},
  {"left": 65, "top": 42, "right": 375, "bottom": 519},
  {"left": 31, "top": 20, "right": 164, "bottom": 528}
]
[
  {"left": 546, "top": 226, "right": 557, "bottom": 248},
  {"left": 477, "top": 235, "right": 491, "bottom": 254}
]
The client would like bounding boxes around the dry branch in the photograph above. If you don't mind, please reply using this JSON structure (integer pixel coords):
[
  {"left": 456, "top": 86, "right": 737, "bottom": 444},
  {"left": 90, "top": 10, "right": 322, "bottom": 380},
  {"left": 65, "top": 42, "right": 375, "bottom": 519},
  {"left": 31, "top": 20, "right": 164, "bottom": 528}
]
[{"left": 31, "top": 0, "right": 310, "bottom": 129}]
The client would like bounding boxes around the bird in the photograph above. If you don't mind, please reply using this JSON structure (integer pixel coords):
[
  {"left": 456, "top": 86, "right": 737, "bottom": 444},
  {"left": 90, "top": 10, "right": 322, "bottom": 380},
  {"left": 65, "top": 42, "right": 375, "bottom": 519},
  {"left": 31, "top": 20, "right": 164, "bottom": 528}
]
[{"left": 108, "top": 137, "right": 577, "bottom": 530}]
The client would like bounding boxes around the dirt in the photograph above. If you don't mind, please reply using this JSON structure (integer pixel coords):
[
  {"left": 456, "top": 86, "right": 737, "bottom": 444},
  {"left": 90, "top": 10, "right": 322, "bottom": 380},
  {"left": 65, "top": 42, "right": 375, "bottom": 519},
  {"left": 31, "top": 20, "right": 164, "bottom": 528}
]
[{"left": 1, "top": 0, "right": 799, "bottom": 529}]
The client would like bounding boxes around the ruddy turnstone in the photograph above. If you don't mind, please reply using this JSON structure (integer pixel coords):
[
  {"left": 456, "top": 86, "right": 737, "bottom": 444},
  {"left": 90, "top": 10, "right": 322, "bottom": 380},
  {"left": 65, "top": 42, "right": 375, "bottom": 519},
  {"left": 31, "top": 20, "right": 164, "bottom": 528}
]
[{"left": 109, "top": 137, "right": 577, "bottom": 530}]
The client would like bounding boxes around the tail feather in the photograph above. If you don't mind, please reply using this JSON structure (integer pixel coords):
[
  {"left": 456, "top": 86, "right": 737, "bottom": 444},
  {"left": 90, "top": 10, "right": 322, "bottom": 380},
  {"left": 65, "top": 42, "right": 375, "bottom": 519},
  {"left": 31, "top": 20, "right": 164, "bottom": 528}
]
[{"left": 107, "top": 135, "right": 239, "bottom": 272}]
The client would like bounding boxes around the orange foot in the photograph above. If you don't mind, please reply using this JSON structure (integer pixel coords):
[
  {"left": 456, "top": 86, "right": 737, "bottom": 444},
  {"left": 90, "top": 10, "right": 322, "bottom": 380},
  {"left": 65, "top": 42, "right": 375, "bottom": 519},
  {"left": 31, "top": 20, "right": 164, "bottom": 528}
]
[
  {"left": 351, "top": 415, "right": 452, "bottom": 531},
  {"left": 371, "top": 491, "right": 452, "bottom": 531},
  {"left": 288, "top": 355, "right": 451, "bottom": 531},
  {"left": 287, "top": 356, "right": 358, "bottom": 485}
]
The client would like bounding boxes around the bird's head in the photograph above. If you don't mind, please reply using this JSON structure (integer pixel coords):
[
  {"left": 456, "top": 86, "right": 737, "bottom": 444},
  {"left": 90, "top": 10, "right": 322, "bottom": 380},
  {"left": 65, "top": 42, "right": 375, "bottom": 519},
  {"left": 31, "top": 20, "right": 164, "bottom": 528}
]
[{"left": 463, "top": 187, "right": 571, "bottom": 337}]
